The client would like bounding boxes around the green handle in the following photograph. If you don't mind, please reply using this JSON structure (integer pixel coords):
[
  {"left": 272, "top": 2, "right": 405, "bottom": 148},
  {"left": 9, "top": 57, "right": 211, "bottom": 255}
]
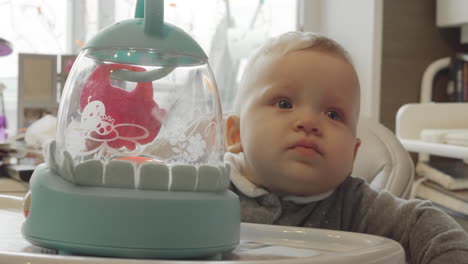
[
  {"left": 134, "top": 0, "right": 144, "bottom": 18},
  {"left": 134, "top": 0, "right": 164, "bottom": 36},
  {"left": 144, "top": 0, "right": 164, "bottom": 36}
]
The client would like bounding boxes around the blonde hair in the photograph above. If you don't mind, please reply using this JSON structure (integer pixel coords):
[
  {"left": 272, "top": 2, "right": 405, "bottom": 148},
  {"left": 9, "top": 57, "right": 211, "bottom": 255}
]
[{"left": 233, "top": 31, "right": 355, "bottom": 114}]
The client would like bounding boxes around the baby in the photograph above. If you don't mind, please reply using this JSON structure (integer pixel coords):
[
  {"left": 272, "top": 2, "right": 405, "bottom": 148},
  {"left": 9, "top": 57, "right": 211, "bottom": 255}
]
[{"left": 224, "top": 31, "right": 468, "bottom": 264}]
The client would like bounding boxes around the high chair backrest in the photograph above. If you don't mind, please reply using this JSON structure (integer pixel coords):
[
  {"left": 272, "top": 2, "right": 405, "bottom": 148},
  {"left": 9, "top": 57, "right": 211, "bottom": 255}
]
[{"left": 351, "top": 117, "right": 414, "bottom": 199}]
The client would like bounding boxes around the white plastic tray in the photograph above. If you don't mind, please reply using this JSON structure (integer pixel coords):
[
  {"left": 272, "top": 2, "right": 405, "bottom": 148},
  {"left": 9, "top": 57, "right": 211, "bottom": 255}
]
[{"left": 0, "top": 194, "right": 404, "bottom": 264}]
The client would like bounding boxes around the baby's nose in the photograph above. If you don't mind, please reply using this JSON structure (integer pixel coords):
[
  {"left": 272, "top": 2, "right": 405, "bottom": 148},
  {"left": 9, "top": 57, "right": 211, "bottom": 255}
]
[{"left": 294, "top": 111, "right": 321, "bottom": 135}]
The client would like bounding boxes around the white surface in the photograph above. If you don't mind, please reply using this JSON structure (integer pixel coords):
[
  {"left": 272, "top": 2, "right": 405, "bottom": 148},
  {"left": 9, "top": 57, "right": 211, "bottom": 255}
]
[
  {"left": 300, "top": 0, "right": 383, "bottom": 122},
  {"left": 462, "top": 24, "right": 468, "bottom": 44},
  {"left": 436, "top": 0, "right": 468, "bottom": 26},
  {"left": 420, "top": 129, "right": 468, "bottom": 147},
  {"left": 401, "top": 139, "right": 468, "bottom": 160},
  {"left": 0, "top": 195, "right": 404, "bottom": 264},
  {"left": 436, "top": 0, "right": 468, "bottom": 43},
  {"left": 396, "top": 103, "right": 468, "bottom": 159},
  {"left": 0, "top": 178, "right": 28, "bottom": 197}
]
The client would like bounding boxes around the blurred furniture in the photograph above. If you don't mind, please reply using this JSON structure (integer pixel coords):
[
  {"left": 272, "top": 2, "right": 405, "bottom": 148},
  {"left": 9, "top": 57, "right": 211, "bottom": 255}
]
[
  {"left": 396, "top": 103, "right": 468, "bottom": 231},
  {"left": 0, "top": 38, "right": 12, "bottom": 56},
  {"left": 396, "top": 103, "right": 468, "bottom": 160},
  {"left": 17, "top": 54, "right": 58, "bottom": 129},
  {"left": 17, "top": 53, "right": 76, "bottom": 129},
  {"left": 437, "top": 0, "right": 468, "bottom": 44},
  {"left": 0, "top": 38, "right": 13, "bottom": 141},
  {"left": 0, "top": 178, "right": 28, "bottom": 197}
]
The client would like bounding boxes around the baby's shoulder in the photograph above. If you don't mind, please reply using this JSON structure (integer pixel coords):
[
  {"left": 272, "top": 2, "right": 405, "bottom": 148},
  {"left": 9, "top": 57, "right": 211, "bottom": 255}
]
[
  {"left": 339, "top": 176, "right": 372, "bottom": 193},
  {"left": 334, "top": 176, "right": 383, "bottom": 206}
]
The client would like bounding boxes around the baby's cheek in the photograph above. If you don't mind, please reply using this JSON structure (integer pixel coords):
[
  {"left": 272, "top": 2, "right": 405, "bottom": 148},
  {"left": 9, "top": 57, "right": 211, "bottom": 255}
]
[
  {"left": 336, "top": 149, "right": 356, "bottom": 173},
  {"left": 242, "top": 123, "right": 265, "bottom": 143}
]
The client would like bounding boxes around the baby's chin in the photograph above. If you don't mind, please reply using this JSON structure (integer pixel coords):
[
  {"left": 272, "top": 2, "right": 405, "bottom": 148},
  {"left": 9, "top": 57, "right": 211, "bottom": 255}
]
[
  {"left": 251, "top": 169, "right": 343, "bottom": 196},
  {"left": 282, "top": 178, "right": 336, "bottom": 195},
  {"left": 264, "top": 182, "right": 336, "bottom": 197},
  {"left": 282, "top": 188, "right": 332, "bottom": 197}
]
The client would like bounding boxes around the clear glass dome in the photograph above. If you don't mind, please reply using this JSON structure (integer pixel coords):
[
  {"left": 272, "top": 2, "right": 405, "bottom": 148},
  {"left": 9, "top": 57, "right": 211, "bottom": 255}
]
[{"left": 53, "top": 48, "right": 225, "bottom": 184}]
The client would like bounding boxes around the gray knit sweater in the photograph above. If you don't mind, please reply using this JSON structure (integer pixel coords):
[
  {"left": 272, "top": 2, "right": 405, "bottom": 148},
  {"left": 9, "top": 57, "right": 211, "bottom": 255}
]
[{"left": 231, "top": 176, "right": 468, "bottom": 264}]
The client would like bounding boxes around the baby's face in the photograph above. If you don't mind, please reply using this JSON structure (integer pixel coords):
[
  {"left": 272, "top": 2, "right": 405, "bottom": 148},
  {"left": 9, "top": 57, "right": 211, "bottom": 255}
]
[{"left": 239, "top": 48, "right": 360, "bottom": 196}]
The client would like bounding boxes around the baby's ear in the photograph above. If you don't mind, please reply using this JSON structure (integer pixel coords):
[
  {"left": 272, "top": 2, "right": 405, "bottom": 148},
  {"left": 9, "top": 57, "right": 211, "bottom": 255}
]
[
  {"left": 353, "top": 138, "right": 361, "bottom": 161},
  {"left": 225, "top": 114, "right": 243, "bottom": 153}
]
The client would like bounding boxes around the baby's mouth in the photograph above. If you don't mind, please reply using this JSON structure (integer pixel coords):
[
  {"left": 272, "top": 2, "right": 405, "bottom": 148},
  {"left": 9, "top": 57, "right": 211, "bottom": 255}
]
[
  {"left": 291, "top": 146, "right": 320, "bottom": 156},
  {"left": 288, "top": 139, "right": 323, "bottom": 156}
]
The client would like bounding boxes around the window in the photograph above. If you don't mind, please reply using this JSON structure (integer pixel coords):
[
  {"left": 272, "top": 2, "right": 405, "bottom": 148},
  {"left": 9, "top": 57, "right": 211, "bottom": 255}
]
[
  {"left": 0, "top": 0, "right": 67, "bottom": 131},
  {"left": 1, "top": 0, "right": 297, "bottom": 132}
]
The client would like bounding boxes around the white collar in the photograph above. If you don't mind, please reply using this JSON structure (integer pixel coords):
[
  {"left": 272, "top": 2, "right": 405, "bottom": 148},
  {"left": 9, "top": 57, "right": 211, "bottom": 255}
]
[{"left": 224, "top": 152, "right": 334, "bottom": 204}]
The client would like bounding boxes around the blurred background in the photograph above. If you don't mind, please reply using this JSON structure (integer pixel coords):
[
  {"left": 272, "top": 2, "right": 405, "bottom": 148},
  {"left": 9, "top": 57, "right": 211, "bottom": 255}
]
[
  {"left": 2, "top": 0, "right": 468, "bottom": 134},
  {"left": 2, "top": 1, "right": 468, "bottom": 217}
]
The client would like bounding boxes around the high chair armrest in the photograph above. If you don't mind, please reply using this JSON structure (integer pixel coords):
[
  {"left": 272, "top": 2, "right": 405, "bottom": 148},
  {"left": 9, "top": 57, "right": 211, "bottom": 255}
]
[{"left": 396, "top": 103, "right": 468, "bottom": 159}]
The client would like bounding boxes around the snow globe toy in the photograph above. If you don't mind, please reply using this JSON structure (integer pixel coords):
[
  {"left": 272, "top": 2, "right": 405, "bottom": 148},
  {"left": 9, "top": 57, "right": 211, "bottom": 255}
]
[{"left": 22, "top": 0, "right": 240, "bottom": 259}]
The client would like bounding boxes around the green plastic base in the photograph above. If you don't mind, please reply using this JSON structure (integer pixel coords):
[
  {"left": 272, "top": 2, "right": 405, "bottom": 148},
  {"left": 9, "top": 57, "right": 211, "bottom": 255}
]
[{"left": 22, "top": 164, "right": 240, "bottom": 259}]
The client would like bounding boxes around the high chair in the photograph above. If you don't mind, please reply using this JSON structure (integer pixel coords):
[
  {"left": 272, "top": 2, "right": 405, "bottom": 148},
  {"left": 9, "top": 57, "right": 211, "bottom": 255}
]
[{"left": 352, "top": 117, "right": 414, "bottom": 199}]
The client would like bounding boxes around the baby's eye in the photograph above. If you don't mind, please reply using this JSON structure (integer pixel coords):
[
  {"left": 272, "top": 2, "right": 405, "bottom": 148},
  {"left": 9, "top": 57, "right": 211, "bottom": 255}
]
[
  {"left": 274, "top": 99, "right": 293, "bottom": 109},
  {"left": 325, "top": 110, "right": 342, "bottom": 121}
]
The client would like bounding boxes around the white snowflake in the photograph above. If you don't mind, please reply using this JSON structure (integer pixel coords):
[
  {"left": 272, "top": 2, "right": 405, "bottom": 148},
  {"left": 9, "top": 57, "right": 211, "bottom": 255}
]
[{"left": 186, "top": 133, "right": 206, "bottom": 161}]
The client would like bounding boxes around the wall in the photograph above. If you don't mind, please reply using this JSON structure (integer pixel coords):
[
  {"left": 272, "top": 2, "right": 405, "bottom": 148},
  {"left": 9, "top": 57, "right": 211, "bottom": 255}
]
[{"left": 380, "top": 0, "right": 468, "bottom": 131}]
